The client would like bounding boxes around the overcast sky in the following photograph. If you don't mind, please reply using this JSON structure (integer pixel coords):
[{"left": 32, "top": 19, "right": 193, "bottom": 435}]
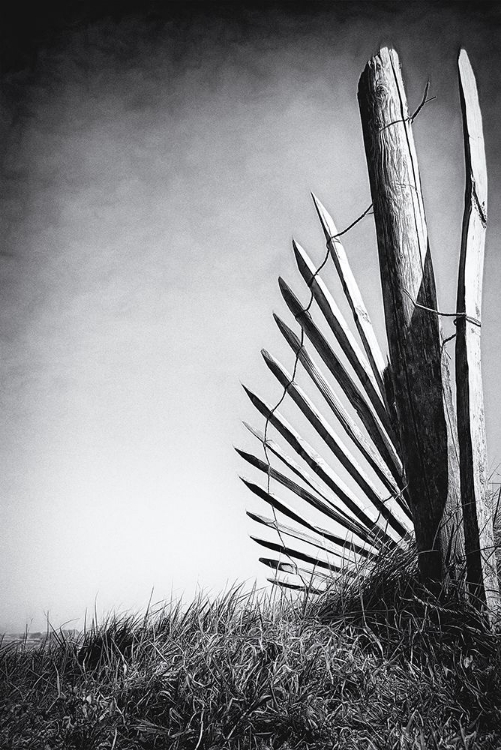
[{"left": 2, "top": 1, "right": 501, "bottom": 632}]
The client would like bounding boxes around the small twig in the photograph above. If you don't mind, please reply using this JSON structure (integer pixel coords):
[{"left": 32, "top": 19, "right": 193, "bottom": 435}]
[
  {"left": 379, "top": 78, "right": 436, "bottom": 131},
  {"left": 327, "top": 203, "right": 373, "bottom": 244},
  {"left": 409, "top": 79, "right": 436, "bottom": 121},
  {"left": 440, "top": 333, "right": 456, "bottom": 360}
]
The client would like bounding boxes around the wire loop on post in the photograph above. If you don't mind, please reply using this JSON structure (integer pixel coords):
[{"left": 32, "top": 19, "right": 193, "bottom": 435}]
[{"left": 402, "top": 288, "right": 481, "bottom": 328}]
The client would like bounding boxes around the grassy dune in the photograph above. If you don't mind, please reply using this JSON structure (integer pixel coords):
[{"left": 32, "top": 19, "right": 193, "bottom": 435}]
[{"left": 2, "top": 547, "right": 501, "bottom": 749}]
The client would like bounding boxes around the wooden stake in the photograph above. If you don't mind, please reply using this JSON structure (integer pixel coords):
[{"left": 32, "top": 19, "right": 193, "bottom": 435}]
[
  {"left": 456, "top": 49, "right": 500, "bottom": 616},
  {"left": 358, "top": 47, "right": 463, "bottom": 582}
]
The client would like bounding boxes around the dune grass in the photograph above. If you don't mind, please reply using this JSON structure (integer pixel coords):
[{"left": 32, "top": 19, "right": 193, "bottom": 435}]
[{"left": 2, "top": 546, "right": 501, "bottom": 749}]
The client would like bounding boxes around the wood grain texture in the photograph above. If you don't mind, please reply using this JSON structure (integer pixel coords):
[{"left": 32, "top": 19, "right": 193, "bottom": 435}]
[
  {"left": 455, "top": 49, "right": 500, "bottom": 615},
  {"left": 358, "top": 47, "right": 463, "bottom": 581}
]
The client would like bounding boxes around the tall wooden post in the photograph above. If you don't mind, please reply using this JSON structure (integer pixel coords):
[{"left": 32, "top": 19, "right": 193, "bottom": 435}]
[
  {"left": 357, "top": 48, "right": 463, "bottom": 583},
  {"left": 456, "top": 50, "right": 500, "bottom": 616}
]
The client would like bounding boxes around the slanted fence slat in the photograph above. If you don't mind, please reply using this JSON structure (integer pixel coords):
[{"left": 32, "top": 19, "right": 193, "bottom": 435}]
[
  {"left": 292, "top": 240, "right": 386, "bottom": 419},
  {"left": 312, "top": 194, "right": 388, "bottom": 401}
]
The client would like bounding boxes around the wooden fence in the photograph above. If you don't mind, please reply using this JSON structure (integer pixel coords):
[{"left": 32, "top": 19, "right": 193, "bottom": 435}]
[{"left": 238, "top": 48, "right": 500, "bottom": 622}]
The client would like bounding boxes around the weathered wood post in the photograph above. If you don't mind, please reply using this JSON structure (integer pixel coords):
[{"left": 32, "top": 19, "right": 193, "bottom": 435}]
[
  {"left": 456, "top": 51, "right": 500, "bottom": 614},
  {"left": 357, "top": 48, "right": 463, "bottom": 584}
]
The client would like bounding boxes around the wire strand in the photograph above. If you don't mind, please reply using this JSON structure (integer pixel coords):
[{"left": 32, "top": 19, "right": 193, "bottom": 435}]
[{"left": 402, "top": 288, "right": 481, "bottom": 327}]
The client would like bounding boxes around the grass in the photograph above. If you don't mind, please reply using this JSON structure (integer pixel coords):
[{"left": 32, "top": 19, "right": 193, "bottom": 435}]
[{"left": 2, "top": 545, "right": 501, "bottom": 749}]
